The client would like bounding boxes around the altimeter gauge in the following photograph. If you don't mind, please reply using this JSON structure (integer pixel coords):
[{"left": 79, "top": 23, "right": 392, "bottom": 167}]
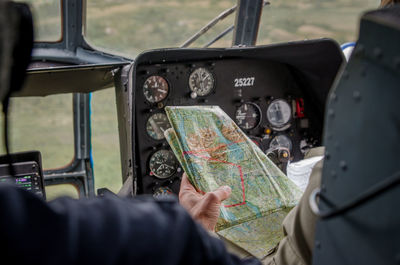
[
  {"left": 189, "top": 67, "right": 214, "bottom": 97},
  {"left": 143, "top": 75, "right": 169, "bottom": 103},
  {"left": 266, "top": 99, "right": 292, "bottom": 129},
  {"left": 235, "top": 103, "right": 261, "bottom": 130},
  {"left": 149, "top": 150, "right": 177, "bottom": 179},
  {"left": 146, "top": 113, "right": 171, "bottom": 140}
]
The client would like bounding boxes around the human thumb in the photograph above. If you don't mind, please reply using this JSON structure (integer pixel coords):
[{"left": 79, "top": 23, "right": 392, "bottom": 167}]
[{"left": 213, "top": 185, "right": 232, "bottom": 202}]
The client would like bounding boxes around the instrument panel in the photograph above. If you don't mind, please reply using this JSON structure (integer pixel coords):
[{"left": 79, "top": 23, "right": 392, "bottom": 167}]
[
  {"left": 133, "top": 42, "right": 343, "bottom": 196},
  {"left": 135, "top": 59, "right": 321, "bottom": 196}
]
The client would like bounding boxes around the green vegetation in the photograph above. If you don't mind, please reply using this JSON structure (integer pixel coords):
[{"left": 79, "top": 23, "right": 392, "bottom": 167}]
[
  {"left": 84, "top": 0, "right": 378, "bottom": 57},
  {"left": 1, "top": 0, "right": 379, "bottom": 199}
]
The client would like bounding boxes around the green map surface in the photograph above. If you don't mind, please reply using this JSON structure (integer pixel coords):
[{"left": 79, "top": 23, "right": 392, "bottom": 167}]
[{"left": 164, "top": 106, "right": 302, "bottom": 259}]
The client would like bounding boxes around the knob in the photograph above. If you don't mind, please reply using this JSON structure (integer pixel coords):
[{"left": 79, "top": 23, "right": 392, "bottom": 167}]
[{"left": 190, "top": 92, "right": 197, "bottom": 99}]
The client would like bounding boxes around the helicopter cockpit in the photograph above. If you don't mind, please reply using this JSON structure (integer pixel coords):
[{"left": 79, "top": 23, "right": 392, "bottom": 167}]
[
  {"left": 2, "top": 1, "right": 400, "bottom": 264},
  {"left": 0, "top": 0, "right": 378, "bottom": 199}
]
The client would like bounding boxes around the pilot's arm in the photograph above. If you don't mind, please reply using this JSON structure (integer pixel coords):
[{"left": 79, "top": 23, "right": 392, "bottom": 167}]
[{"left": 0, "top": 184, "right": 260, "bottom": 265}]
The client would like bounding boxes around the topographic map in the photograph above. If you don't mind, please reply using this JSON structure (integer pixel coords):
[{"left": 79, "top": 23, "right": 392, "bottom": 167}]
[{"left": 164, "top": 106, "right": 302, "bottom": 259}]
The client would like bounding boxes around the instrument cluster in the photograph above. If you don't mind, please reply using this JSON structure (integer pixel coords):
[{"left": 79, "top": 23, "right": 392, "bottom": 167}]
[{"left": 134, "top": 57, "right": 323, "bottom": 196}]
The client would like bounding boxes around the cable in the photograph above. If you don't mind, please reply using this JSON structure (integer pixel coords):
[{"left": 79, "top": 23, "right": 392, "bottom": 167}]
[
  {"left": 180, "top": 4, "right": 237, "bottom": 48},
  {"left": 204, "top": 25, "right": 234, "bottom": 48},
  {"left": 184, "top": 1, "right": 270, "bottom": 48},
  {"left": 310, "top": 170, "right": 400, "bottom": 219}
]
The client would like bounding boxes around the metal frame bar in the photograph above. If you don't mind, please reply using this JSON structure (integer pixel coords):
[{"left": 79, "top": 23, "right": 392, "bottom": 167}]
[
  {"left": 44, "top": 93, "right": 94, "bottom": 197},
  {"left": 34, "top": 0, "right": 128, "bottom": 197},
  {"left": 232, "top": 0, "right": 264, "bottom": 46}
]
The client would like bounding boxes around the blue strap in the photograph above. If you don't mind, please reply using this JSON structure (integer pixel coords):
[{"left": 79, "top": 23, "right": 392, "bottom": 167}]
[{"left": 341, "top": 42, "right": 356, "bottom": 50}]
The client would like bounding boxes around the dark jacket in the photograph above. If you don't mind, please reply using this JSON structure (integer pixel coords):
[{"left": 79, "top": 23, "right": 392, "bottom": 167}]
[{"left": 0, "top": 185, "right": 259, "bottom": 265}]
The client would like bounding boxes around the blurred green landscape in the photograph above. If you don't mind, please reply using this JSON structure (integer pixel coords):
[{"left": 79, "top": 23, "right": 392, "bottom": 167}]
[{"left": 1, "top": 0, "right": 378, "bottom": 200}]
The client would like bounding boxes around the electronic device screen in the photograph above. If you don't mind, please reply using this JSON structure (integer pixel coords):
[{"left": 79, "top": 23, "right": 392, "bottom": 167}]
[{"left": 0, "top": 151, "right": 46, "bottom": 199}]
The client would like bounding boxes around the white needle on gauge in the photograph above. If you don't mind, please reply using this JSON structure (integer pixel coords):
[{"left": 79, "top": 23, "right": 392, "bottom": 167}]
[
  {"left": 157, "top": 164, "right": 165, "bottom": 172},
  {"left": 150, "top": 119, "right": 163, "bottom": 136},
  {"left": 165, "top": 164, "right": 174, "bottom": 170}
]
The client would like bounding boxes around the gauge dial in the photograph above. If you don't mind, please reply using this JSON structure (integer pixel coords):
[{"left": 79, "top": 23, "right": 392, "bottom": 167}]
[
  {"left": 266, "top": 99, "right": 292, "bottom": 128},
  {"left": 235, "top": 103, "right": 261, "bottom": 130},
  {"left": 146, "top": 113, "right": 171, "bottom": 140},
  {"left": 149, "top": 150, "right": 177, "bottom": 179},
  {"left": 153, "top": 187, "right": 174, "bottom": 198},
  {"left": 269, "top": 134, "right": 293, "bottom": 152},
  {"left": 189, "top": 67, "right": 214, "bottom": 96},
  {"left": 143, "top": 75, "right": 169, "bottom": 103}
]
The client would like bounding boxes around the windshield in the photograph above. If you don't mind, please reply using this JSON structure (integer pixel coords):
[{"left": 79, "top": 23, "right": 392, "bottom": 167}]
[
  {"left": 18, "top": 0, "right": 62, "bottom": 42},
  {"left": 85, "top": 0, "right": 236, "bottom": 57},
  {"left": 85, "top": 0, "right": 380, "bottom": 58},
  {"left": 258, "top": 0, "right": 379, "bottom": 45}
]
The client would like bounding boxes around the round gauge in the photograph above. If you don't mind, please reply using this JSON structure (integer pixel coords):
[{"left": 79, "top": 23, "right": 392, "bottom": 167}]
[
  {"left": 235, "top": 103, "right": 261, "bottom": 130},
  {"left": 266, "top": 99, "right": 292, "bottom": 128},
  {"left": 269, "top": 134, "right": 293, "bottom": 152},
  {"left": 153, "top": 187, "right": 174, "bottom": 198},
  {"left": 189, "top": 67, "right": 214, "bottom": 96},
  {"left": 149, "top": 150, "right": 177, "bottom": 179},
  {"left": 146, "top": 113, "right": 171, "bottom": 140},
  {"left": 143, "top": 75, "right": 169, "bottom": 103}
]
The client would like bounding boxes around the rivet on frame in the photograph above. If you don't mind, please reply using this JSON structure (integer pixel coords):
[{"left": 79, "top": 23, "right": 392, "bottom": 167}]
[
  {"left": 330, "top": 92, "right": 337, "bottom": 102},
  {"left": 328, "top": 109, "right": 335, "bottom": 118},
  {"left": 340, "top": 160, "right": 347, "bottom": 171},
  {"left": 315, "top": 241, "right": 321, "bottom": 249},
  {"left": 353, "top": 91, "right": 361, "bottom": 102},
  {"left": 325, "top": 151, "right": 330, "bottom": 160},
  {"left": 354, "top": 44, "right": 365, "bottom": 57}
]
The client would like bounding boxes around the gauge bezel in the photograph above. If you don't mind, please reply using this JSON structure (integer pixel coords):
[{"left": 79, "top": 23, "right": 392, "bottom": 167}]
[
  {"left": 148, "top": 149, "right": 178, "bottom": 179},
  {"left": 266, "top": 99, "right": 292, "bottom": 131},
  {"left": 145, "top": 111, "right": 171, "bottom": 141},
  {"left": 143, "top": 75, "right": 170, "bottom": 104},
  {"left": 235, "top": 102, "right": 262, "bottom": 130},
  {"left": 268, "top": 134, "right": 293, "bottom": 152},
  {"left": 188, "top": 67, "right": 215, "bottom": 97}
]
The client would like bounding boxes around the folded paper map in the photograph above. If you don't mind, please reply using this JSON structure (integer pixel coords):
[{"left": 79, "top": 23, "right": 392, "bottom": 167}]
[{"left": 164, "top": 106, "right": 302, "bottom": 259}]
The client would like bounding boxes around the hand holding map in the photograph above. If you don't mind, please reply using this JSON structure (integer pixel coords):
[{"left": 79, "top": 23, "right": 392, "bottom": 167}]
[
  {"left": 179, "top": 172, "right": 231, "bottom": 231},
  {"left": 164, "top": 106, "right": 301, "bottom": 259}
]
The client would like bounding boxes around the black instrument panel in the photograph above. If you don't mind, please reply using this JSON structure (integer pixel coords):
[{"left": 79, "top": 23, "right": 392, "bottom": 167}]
[{"left": 133, "top": 42, "right": 343, "bottom": 196}]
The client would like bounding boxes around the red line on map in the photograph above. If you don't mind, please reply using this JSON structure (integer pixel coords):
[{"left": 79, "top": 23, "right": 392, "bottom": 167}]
[
  {"left": 183, "top": 139, "right": 246, "bottom": 155},
  {"left": 183, "top": 148, "right": 246, "bottom": 208}
]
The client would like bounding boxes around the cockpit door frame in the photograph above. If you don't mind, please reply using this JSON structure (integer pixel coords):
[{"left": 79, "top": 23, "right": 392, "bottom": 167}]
[{"left": 29, "top": 0, "right": 130, "bottom": 198}]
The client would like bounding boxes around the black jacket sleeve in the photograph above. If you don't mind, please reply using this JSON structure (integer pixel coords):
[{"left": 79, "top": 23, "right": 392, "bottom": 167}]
[{"left": 0, "top": 185, "right": 260, "bottom": 265}]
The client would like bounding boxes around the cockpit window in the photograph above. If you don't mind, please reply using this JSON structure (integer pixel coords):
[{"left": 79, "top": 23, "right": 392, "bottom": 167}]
[
  {"left": 258, "top": 0, "right": 380, "bottom": 45},
  {"left": 86, "top": 0, "right": 380, "bottom": 57},
  {"left": 0, "top": 94, "right": 74, "bottom": 170},
  {"left": 85, "top": 0, "right": 237, "bottom": 57},
  {"left": 17, "top": 0, "right": 62, "bottom": 42}
]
